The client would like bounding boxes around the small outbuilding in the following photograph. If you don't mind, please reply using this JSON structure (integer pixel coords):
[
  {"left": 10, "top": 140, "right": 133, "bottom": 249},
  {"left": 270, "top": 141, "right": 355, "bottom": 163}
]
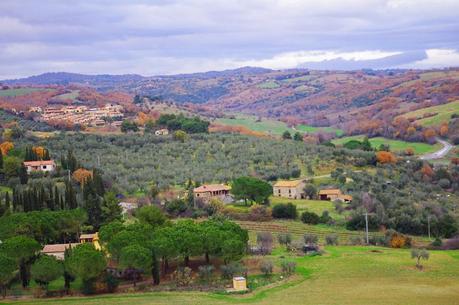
[
  {"left": 319, "top": 189, "right": 352, "bottom": 202},
  {"left": 232, "top": 276, "right": 247, "bottom": 291}
]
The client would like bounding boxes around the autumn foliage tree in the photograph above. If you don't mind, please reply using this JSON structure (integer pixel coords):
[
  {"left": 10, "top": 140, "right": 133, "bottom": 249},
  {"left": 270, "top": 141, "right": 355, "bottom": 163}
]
[
  {"left": 0, "top": 142, "right": 14, "bottom": 155},
  {"left": 376, "top": 151, "right": 397, "bottom": 164},
  {"left": 72, "top": 168, "right": 93, "bottom": 185}
]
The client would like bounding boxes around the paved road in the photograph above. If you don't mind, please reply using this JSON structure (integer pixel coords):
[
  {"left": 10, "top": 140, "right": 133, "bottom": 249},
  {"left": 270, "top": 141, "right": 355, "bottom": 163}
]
[{"left": 419, "top": 138, "right": 454, "bottom": 160}]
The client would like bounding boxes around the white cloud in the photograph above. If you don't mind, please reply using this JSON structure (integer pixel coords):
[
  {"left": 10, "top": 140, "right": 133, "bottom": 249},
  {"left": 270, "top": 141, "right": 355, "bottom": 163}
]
[
  {"left": 410, "top": 49, "right": 459, "bottom": 69},
  {"left": 234, "top": 50, "right": 402, "bottom": 70}
]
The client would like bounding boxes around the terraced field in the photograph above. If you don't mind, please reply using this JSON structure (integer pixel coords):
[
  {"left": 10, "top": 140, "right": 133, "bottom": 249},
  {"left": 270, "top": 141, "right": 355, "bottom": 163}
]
[{"left": 236, "top": 220, "right": 431, "bottom": 246}]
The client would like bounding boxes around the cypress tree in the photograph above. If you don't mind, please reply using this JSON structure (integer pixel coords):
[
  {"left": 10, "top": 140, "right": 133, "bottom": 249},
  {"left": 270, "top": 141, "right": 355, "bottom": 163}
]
[
  {"left": 43, "top": 149, "right": 50, "bottom": 161},
  {"left": 19, "top": 164, "right": 28, "bottom": 185},
  {"left": 65, "top": 181, "right": 77, "bottom": 209},
  {"left": 0, "top": 149, "right": 3, "bottom": 169},
  {"left": 5, "top": 192, "right": 10, "bottom": 210},
  {"left": 54, "top": 186, "right": 60, "bottom": 210},
  {"left": 12, "top": 188, "right": 17, "bottom": 212}
]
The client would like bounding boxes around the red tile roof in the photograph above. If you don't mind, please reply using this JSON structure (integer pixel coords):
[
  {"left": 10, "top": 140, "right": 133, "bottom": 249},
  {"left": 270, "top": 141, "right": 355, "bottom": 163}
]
[
  {"left": 23, "top": 160, "right": 56, "bottom": 167},
  {"left": 42, "top": 243, "right": 79, "bottom": 253},
  {"left": 193, "top": 184, "right": 231, "bottom": 193}
]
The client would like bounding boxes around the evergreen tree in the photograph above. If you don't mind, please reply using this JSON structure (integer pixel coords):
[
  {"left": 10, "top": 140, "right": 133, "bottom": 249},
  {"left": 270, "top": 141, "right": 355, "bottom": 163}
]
[
  {"left": 0, "top": 149, "right": 3, "bottom": 169},
  {"left": 65, "top": 181, "right": 78, "bottom": 209},
  {"left": 5, "top": 192, "right": 10, "bottom": 210},
  {"left": 54, "top": 186, "right": 60, "bottom": 211},
  {"left": 43, "top": 149, "right": 50, "bottom": 161},
  {"left": 92, "top": 169, "right": 105, "bottom": 196},
  {"left": 83, "top": 180, "right": 103, "bottom": 230},
  {"left": 19, "top": 164, "right": 28, "bottom": 185}
]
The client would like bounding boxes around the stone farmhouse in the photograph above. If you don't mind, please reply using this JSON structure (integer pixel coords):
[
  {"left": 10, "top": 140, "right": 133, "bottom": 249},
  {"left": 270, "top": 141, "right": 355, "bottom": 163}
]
[
  {"left": 193, "top": 184, "right": 232, "bottom": 203},
  {"left": 273, "top": 180, "right": 306, "bottom": 199}
]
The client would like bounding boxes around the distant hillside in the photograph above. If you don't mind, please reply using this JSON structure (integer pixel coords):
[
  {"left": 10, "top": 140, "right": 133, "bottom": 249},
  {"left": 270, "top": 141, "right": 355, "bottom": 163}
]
[
  {"left": 2, "top": 67, "right": 459, "bottom": 142},
  {"left": 2, "top": 72, "right": 145, "bottom": 91}
]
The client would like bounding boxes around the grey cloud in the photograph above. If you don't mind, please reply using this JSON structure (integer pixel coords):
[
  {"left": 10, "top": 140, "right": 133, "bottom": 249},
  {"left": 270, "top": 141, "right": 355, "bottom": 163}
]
[{"left": 0, "top": 0, "right": 459, "bottom": 78}]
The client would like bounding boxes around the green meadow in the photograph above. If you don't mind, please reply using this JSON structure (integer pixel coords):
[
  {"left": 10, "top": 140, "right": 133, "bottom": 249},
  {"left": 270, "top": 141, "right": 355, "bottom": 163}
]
[
  {"left": 216, "top": 115, "right": 343, "bottom": 136},
  {"left": 399, "top": 100, "right": 459, "bottom": 126},
  {"left": 332, "top": 136, "right": 440, "bottom": 155},
  {"left": 0, "top": 88, "right": 53, "bottom": 97},
  {"left": 7, "top": 246, "right": 459, "bottom": 305}
]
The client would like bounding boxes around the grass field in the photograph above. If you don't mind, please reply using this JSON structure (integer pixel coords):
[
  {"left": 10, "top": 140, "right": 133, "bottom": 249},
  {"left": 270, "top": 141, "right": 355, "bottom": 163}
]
[
  {"left": 398, "top": 100, "right": 459, "bottom": 126},
  {"left": 332, "top": 136, "right": 440, "bottom": 155},
  {"left": 7, "top": 246, "right": 459, "bottom": 305},
  {"left": 257, "top": 81, "right": 280, "bottom": 89},
  {"left": 216, "top": 115, "right": 343, "bottom": 136},
  {"left": 0, "top": 88, "right": 52, "bottom": 97},
  {"left": 55, "top": 90, "right": 80, "bottom": 101},
  {"left": 270, "top": 197, "right": 347, "bottom": 220}
]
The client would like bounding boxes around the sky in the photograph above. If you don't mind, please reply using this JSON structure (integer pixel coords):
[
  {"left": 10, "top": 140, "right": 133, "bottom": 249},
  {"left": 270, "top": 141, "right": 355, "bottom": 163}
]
[{"left": 1, "top": 0, "right": 459, "bottom": 79}]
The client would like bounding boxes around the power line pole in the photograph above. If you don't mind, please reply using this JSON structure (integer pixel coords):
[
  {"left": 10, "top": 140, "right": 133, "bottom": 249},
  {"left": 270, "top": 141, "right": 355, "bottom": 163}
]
[
  {"left": 427, "top": 215, "right": 431, "bottom": 240},
  {"left": 365, "top": 211, "right": 369, "bottom": 244}
]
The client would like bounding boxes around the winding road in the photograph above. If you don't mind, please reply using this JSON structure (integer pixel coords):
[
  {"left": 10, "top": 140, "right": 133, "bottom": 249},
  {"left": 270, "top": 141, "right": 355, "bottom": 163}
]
[{"left": 419, "top": 138, "right": 454, "bottom": 160}]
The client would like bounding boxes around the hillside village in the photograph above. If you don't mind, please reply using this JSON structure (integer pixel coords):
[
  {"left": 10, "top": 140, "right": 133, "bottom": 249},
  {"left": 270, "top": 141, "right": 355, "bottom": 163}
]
[{"left": 29, "top": 103, "right": 124, "bottom": 127}]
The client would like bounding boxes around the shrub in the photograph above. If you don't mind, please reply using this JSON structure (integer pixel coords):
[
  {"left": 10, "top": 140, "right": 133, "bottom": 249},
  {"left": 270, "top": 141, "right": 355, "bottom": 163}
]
[
  {"left": 280, "top": 260, "right": 296, "bottom": 276},
  {"left": 438, "top": 178, "right": 451, "bottom": 189},
  {"left": 257, "top": 232, "right": 273, "bottom": 255},
  {"left": 220, "top": 262, "right": 246, "bottom": 280},
  {"left": 198, "top": 265, "right": 214, "bottom": 283},
  {"left": 277, "top": 233, "right": 292, "bottom": 250},
  {"left": 165, "top": 199, "right": 187, "bottom": 216},
  {"left": 319, "top": 211, "right": 333, "bottom": 224},
  {"left": 385, "top": 230, "right": 411, "bottom": 248},
  {"left": 104, "top": 273, "right": 119, "bottom": 293},
  {"left": 349, "top": 236, "right": 363, "bottom": 245},
  {"left": 259, "top": 260, "right": 274, "bottom": 276},
  {"left": 442, "top": 237, "right": 459, "bottom": 250},
  {"left": 325, "top": 234, "right": 339, "bottom": 245},
  {"left": 173, "top": 267, "right": 192, "bottom": 286},
  {"left": 431, "top": 238, "right": 442, "bottom": 248},
  {"left": 303, "top": 233, "right": 318, "bottom": 245},
  {"left": 301, "top": 211, "right": 320, "bottom": 224},
  {"left": 272, "top": 203, "right": 297, "bottom": 219},
  {"left": 249, "top": 204, "right": 272, "bottom": 221}
]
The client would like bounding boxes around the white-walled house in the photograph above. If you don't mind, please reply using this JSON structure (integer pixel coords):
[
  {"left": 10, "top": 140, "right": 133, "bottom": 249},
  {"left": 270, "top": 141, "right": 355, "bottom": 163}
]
[{"left": 23, "top": 160, "right": 56, "bottom": 174}]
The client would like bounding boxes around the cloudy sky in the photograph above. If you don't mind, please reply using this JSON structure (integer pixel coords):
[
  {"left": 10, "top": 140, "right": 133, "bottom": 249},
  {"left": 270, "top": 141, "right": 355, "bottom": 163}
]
[{"left": 1, "top": 0, "right": 459, "bottom": 79}]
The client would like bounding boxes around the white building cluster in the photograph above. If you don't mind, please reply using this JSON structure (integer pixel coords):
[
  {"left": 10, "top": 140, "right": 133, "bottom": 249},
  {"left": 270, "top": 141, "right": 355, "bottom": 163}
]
[{"left": 30, "top": 103, "right": 124, "bottom": 127}]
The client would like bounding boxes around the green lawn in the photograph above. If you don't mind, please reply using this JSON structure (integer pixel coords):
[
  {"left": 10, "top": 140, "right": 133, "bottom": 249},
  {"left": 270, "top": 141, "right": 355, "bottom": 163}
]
[
  {"left": 398, "top": 100, "right": 459, "bottom": 126},
  {"left": 0, "top": 88, "right": 52, "bottom": 97},
  {"left": 257, "top": 81, "right": 280, "bottom": 89},
  {"left": 332, "top": 136, "right": 440, "bottom": 155},
  {"left": 7, "top": 246, "right": 459, "bottom": 305},
  {"left": 270, "top": 197, "right": 346, "bottom": 220},
  {"left": 55, "top": 90, "right": 80, "bottom": 101},
  {"left": 216, "top": 115, "right": 343, "bottom": 136},
  {"left": 0, "top": 186, "right": 12, "bottom": 194},
  {"left": 295, "top": 124, "right": 343, "bottom": 136}
]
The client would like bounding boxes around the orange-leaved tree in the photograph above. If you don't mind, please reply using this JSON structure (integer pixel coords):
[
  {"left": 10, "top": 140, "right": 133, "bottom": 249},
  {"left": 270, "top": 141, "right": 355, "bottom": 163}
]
[
  {"left": 72, "top": 168, "right": 93, "bottom": 185},
  {"left": 0, "top": 141, "right": 14, "bottom": 155},
  {"left": 376, "top": 151, "right": 397, "bottom": 164}
]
